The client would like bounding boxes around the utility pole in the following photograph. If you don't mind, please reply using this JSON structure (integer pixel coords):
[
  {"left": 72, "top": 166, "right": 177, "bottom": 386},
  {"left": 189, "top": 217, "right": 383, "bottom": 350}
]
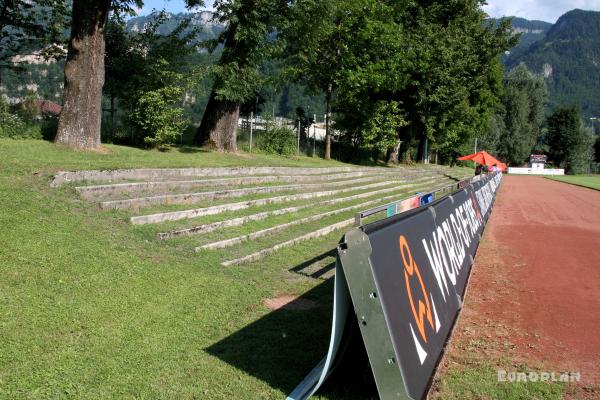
[
  {"left": 297, "top": 119, "right": 301, "bottom": 155},
  {"left": 313, "top": 114, "right": 317, "bottom": 157}
]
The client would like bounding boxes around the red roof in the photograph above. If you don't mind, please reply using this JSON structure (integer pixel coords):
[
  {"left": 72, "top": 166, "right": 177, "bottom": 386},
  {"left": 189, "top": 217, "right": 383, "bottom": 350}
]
[{"left": 36, "top": 100, "right": 62, "bottom": 116}]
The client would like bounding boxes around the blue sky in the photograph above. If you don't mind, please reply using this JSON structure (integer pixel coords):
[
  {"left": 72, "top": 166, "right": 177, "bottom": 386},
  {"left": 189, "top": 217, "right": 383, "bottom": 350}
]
[
  {"left": 137, "top": 0, "right": 600, "bottom": 23},
  {"left": 482, "top": 0, "right": 600, "bottom": 23},
  {"left": 137, "top": 0, "right": 214, "bottom": 15}
]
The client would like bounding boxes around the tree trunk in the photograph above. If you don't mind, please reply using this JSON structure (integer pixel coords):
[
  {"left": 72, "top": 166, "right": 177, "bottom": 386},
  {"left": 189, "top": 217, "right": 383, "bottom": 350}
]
[
  {"left": 387, "top": 140, "right": 401, "bottom": 165},
  {"left": 403, "top": 143, "right": 413, "bottom": 164},
  {"left": 194, "top": 90, "right": 239, "bottom": 152},
  {"left": 55, "top": 0, "right": 110, "bottom": 150},
  {"left": 324, "top": 84, "right": 332, "bottom": 160}
]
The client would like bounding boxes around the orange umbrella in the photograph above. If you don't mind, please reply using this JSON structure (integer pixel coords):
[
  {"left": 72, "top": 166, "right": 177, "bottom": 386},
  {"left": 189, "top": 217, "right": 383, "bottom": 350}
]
[{"left": 457, "top": 150, "right": 502, "bottom": 167}]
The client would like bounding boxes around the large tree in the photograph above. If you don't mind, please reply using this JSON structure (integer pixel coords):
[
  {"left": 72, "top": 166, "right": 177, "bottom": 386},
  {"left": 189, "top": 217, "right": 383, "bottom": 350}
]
[
  {"left": 546, "top": 106, "right": 594, "bottom": 174},
  {"left": 397, "top": 1, "right": 514, "bottom": 164},
  {"left": 193, "top": 0, "right": 288, "bottom": 151},
  {"left": 54, "top": 0, "right": 113, "bottom": 149},
  {"left": 327, "top": 0, "right": 514, "bottom": 164},
  {"left": 495, "top": 64, "right": 548, "bottom": 165},
  {"left": 283, "top": 0, "right": 354, "bottom": 160},
  {"left": 55, "top": 0, "right": 200, "bottom": 150},
  {"left": 332, "top": 0, "right": 413, "bottom": 162}
]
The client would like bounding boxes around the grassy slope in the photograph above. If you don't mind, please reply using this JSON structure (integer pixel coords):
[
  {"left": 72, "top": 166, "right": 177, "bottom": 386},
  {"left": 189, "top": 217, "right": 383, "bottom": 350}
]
[
  {"left": 0, "top": 140, "right": 347, "bottom": 175},
  {"left": 547, "top": 175, "right": 600, "bottom": 191},
  {"left": 1, "top": 139, "right": 529, "bottom": 399},
  {"left": 0, "top": 140, "right": 354, "bottom": 399}
]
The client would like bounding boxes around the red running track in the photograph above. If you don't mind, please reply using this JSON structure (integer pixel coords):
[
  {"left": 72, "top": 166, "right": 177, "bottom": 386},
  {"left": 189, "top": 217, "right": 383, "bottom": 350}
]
[{"left": 456, "top": 175, "right": 600, "bottom": 388}]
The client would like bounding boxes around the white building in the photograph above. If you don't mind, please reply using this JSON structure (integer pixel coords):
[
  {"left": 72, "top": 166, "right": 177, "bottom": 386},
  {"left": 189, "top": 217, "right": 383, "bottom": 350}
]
[{"left": 508, "top": 154, "right": 565, "bottom": 175}]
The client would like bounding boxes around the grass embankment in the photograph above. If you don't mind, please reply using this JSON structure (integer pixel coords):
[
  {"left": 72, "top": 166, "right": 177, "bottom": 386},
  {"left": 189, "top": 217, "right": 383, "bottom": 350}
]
[
  {"left": 547, "top": 175, "right": 600, "bottom": 191},
  {"left": 0, "top": 138, "right": 535, "bottom": 399},
  {"left": 433, "top": 363, "right": 564, "bottom": 400}
]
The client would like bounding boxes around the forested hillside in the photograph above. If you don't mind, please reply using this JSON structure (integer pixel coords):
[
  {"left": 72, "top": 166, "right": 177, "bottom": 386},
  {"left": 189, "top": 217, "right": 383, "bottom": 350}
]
[
  {"left": 126, "top": 11, "right": 222, "bottom": 41},
  {"left": 501, "top": 17, "right": 552, "bottom": 61},
  {"left": 504, "top": 10, "right": 600, "bottom": 118}
]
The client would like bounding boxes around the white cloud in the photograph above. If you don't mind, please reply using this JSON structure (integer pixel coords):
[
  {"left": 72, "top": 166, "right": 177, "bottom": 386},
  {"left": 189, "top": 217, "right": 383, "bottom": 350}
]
[{"left": 482, "top": 0, "right": 600, "bottom": 22}]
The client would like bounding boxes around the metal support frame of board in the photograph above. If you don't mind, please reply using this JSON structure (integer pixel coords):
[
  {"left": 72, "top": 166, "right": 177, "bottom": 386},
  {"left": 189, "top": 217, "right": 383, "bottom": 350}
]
[{"left": 339, "top": 229, "right": 409, "bottom": 398}]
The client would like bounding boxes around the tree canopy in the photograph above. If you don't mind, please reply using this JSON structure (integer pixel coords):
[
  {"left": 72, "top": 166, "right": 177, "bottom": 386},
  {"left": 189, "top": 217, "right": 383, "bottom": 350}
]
[
  {"left": 0, "top": 0, "right": 69, "bottom": 66},
  {"left": 495, "top": 64, "right": 548, "bottom": 165},
  {"left": 546, "top": 106, "right": 594, "bottom": 174},
  {"left": 6, "top": 0, "right": 524, "bottom": 159}
]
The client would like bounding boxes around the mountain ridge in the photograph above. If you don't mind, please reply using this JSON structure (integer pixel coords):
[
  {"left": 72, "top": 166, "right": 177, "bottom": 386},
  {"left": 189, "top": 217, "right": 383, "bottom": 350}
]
[{"left": 503, "top": 9, "right": 600, "bottom": 118}]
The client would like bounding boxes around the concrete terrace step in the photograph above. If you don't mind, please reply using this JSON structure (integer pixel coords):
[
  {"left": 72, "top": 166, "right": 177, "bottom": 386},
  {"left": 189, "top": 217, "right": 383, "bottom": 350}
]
[
  {"left": 216, "top": 178, "right": 469, "bottom": 266},
  {"left": 100, "top": 176, "right": 407, "bottom": 210},
  {"left": 195, "top": 184, "right": 427, "bottom": 250},
  {"left": 129, "top": 177, "right": 438, "bottom": 225},
  {"left": 75, "top": 171, "right": 395, "bottom": 199},
  {"left": 220, "top": 219, "right": 355, "bottom": 267},
  {"left": 50, "top": 166, "right": 385, "bottom": 186},
  {"left": 158, "top": 176, "right": 447, "bottom": 240}
]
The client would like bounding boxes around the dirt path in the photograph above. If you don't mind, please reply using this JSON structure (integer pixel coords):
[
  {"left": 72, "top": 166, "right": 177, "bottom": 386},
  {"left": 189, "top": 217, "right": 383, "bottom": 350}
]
[{"left": 438, "top": 176, "right": 600, "bottom": 396}]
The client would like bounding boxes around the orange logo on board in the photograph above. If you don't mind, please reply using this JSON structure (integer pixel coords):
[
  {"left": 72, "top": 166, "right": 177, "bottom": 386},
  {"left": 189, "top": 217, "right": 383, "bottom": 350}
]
[{"left": 399, "top": 235, "right": 435, "bottom": 343}]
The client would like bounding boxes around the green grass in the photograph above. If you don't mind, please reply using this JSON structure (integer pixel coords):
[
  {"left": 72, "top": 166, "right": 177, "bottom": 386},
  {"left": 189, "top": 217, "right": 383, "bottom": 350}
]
[
  {"left": 0, "top": 139, "right": 349, "bottom": 176},
  {"left": 0, "top": 140, "right": 346, "bottom": 399},
  {"left": 0, "top": 138, "right": 483, "bottom": 399},
  {"left": 433, "top": 363, "right": 564, "bottom": 400},
  {"left": 547, "top": 174, "right": 600, "bottom": 191}
]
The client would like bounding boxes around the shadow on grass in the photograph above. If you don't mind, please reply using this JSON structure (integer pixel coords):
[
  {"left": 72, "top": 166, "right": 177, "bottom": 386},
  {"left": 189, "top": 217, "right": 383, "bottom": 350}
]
[
  {"left": 443, "top": 173, "right": 462, "bottom": 182},
  {"left": 290, "top": 249, "right": 337, "bottom": 280},
  {"left": 205, "top": 261, "right": 377, "bottom": 398},
  {"left": 176, "top": 145, "right": 210, "bottom": 154}
]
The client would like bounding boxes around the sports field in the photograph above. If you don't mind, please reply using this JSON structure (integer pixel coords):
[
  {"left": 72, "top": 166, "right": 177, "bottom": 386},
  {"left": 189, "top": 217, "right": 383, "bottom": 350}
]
[
  {"left": 433, "top": 176, "right": 600, "bottom": 399},
  {"left": 547, "top": 175, "right": 600, "bottom": 191}
]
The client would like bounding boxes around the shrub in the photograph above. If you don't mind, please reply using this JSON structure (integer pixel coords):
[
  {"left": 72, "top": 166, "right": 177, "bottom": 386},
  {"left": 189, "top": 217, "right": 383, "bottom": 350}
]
[
  {"left": 17, "top": 91, "right": 41, "bottom": 122},
  {"left": 257, "top": 115, "right": 297, "bottom": 156},
  {"left": 40, "top": 118, "right": 58, "bottom": 141},
  {"left": 132, "top": 87, "right": 188, "bottom": 149},
  {"left": 0, "top": 96, "right": 44, "bottom": 139},
  {"left": 0, "top": 111, "right": 27, "bottom": 138}
]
